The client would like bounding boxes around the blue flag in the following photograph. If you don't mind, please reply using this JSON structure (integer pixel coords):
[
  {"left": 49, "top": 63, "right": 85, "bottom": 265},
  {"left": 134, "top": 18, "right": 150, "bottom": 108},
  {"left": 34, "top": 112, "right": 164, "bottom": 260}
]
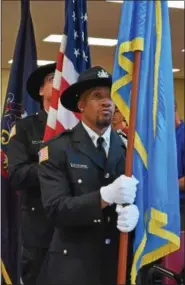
[
  {"left": 1, "top": 0, "right": 39, "bottom": 283},
  {"left": 111, "top": 1, "right": 180, "bottom": 283}
]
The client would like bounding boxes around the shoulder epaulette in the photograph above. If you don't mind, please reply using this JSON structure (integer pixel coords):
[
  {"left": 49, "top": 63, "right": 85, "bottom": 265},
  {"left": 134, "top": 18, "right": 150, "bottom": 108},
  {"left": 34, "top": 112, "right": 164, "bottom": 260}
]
[
  {"left": 20, "top": 113, "right": 38, "bottom": 122},
  {"left": 41, "top": 129, "right": 73, "bottom": 146}
]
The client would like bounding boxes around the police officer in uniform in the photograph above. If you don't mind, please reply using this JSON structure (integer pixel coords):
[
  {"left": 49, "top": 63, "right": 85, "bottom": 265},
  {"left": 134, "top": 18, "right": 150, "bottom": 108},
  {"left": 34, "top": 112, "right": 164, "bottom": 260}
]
[
  {"left": 38, "top": 66, "right": 140, "bottom": 285},
  {"left": 112, "top": 106, "right": 128, "bottom": 148},
  {"left": 175, "top": 101, "right": 185, "bottom": 229},
  {"left": 8, "top": 63, "right": 56, "bottom": 285},
  {"left": 112, "top": 106, "right": 128, "bottom": 134}
]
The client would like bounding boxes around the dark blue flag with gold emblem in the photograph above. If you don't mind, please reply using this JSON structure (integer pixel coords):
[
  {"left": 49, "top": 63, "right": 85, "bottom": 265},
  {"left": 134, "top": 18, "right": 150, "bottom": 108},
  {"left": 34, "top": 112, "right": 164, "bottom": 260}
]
[{"left": 1, "top": 0, "right": 39, "bottom": 283}]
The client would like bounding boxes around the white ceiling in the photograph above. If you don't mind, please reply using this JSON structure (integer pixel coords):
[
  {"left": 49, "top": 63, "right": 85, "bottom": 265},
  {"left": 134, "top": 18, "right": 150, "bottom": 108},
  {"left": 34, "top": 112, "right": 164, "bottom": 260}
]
[{"left": 2, "top": 0, "right": 184, "bottom": 79}]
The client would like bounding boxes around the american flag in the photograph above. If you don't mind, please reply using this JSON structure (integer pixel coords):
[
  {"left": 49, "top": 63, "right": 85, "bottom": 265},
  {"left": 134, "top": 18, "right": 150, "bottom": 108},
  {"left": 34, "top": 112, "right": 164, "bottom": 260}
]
[
  {"left": 43, "top": 0, "right": 91, "bottom": 141},
  {"left": 39, "top": 146, "right": 49, "bottom": 163}
]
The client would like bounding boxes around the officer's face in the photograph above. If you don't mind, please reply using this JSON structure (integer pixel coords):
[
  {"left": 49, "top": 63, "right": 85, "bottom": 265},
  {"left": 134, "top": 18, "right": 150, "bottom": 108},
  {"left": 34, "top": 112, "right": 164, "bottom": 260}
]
[
  {"left": 79, "top": 87, "right": 115, "bottom": 129},
  {"left": 39, "top": 73, "right": 54, "bottom": 102}
]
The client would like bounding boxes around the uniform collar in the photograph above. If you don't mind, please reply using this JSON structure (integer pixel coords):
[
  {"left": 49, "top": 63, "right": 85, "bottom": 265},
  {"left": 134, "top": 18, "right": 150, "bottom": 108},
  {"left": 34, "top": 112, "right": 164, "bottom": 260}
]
[
  {"left": 82, "top": 121, "right": 111, "bottom": 149},
  {"left": 37, "top": 109, "right": 48, "bottom": 124},
  {"left": 71, "top": 122, "right": 125, "bottom": 170}
]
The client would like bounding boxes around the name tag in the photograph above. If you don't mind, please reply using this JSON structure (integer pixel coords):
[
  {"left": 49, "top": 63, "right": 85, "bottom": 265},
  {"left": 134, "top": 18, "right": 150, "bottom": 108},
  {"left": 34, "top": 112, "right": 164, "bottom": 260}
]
[
  {"left": 32, "top": 140, "right": 43, "bottom": 144},
  {"left": 70, "top": 163, "right": 88, "bottom": 169}
]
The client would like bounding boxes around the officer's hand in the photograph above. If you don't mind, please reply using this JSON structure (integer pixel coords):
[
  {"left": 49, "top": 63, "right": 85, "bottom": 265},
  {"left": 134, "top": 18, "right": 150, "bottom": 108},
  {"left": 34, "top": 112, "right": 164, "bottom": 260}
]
[
  {"left": 100, "top": 174, "right": 138, "bottom": 205},
  {"left": 116, "top": 204, "right": 139, "bottom": 233}
]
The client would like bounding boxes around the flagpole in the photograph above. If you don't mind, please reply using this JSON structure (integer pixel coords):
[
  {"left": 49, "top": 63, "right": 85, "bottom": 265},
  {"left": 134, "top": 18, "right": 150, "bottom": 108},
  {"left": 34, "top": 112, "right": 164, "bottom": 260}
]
[{"left": 117, "top": 50, "right": 142, "bottom": 285}]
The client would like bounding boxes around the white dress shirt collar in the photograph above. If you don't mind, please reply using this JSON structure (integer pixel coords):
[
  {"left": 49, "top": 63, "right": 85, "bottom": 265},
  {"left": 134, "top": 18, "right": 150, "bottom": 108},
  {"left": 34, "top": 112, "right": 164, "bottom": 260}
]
[{"left": 82, "top": 121, "right": 111, "bottom": 156}]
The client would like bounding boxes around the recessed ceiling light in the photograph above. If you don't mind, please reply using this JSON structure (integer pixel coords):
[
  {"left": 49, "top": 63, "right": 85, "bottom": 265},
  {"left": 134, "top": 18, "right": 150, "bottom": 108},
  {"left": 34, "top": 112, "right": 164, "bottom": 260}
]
[
  {"left": 106, "top": 0, "right": 184, "bottom": 9},
  {"left": 43, "top": 35, "right": 64, "bottom": 43},
  {"left": 181, "top": 49, "right": 185, "bottom": 52},
  {"left": 43, "top": 35, "right": 118, "bottom": 47},
  {"left": 167, "top": 1, "right": 184, "bottom": 9},
  {"left": 173, "top": 68, "right": 180, "bottom": 73},
  {"left": 8, "top": 58, "right": 180, "bottom": 74},
  {"left": 105, "top": 0, "right": 123, "bottom": 3},
  {"left": 8, "top": 59, "right": 55, "bottom": 66},
  {"left": 89, "top": 37, "right": 117, "bottom": 46},
  {"left": 106, "top": 0, "right": 122, "bottom": 3}
]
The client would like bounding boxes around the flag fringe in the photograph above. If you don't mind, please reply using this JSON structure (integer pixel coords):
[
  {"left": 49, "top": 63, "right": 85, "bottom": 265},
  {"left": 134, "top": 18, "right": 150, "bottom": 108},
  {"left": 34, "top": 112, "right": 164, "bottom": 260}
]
[
  {"left": 1, "top": 259, "right": 12, "bottom": 285},
  {"left": 131, "top": 208, "right": 180, "bottom": 284},
  {"left": 153, "top": 1, "right": 162, "bottom": 137}
]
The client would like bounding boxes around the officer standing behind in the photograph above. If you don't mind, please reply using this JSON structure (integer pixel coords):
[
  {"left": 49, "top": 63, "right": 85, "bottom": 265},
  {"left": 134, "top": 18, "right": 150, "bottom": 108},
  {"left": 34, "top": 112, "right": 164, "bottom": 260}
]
[
  {"left": 112, "top": 106, "right": 128, "bottom": 134},
  {"left": 38, "top": 66, "right": 139, "bottom": 285},
  {"left": 175, "top": 100, "right": 185, "bottom": 229},
  {"left": 175, "top": 101, "right": 185, "bottom": 192},
  {"left": 112, "top": 106, "right": 128, "bottom": 148},
  {"left": 8, "top": 63, "right": 56, "bottom": 285}
]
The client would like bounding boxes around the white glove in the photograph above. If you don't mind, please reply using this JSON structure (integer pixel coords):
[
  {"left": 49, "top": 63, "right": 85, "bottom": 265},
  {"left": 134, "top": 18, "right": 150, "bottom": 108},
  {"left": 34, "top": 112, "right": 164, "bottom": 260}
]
[
  {"left": 100, "top": 174, "right": 138, "bottom": 205},
  {"left": 116, "top": 204, "right": 139, "bottom": 233}
]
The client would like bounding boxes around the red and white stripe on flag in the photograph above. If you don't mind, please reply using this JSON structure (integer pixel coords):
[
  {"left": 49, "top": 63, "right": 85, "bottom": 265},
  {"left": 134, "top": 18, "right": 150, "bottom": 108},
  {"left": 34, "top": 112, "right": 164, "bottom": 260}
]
[
  {"left": 43, "top": 36, "right": 80, "bottom": 142},
  {"left": 43, "top": 0, "right": 91, "bottom": 142}
]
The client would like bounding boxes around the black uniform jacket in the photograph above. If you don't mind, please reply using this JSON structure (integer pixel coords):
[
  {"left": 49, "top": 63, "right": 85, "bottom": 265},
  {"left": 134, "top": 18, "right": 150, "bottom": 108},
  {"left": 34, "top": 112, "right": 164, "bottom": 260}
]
[
  {"left": 8, "top": 110, "right": 54, "bottom": 248},
  {"left": 38, "top": 122, "right": 133, "bottom": 285}
]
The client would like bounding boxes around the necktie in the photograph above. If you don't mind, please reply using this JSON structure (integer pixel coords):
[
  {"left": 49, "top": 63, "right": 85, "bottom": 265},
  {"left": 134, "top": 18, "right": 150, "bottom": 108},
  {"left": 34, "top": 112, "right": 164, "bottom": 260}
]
[{"left": 97, "top": 137, "right": 106, "bottom": 165}]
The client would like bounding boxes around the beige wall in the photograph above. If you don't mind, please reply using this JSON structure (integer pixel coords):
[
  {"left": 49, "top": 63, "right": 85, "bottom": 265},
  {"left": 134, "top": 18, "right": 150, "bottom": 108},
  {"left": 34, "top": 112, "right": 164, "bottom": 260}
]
[
  {"left": 174, "top": 79, "right": 184, "bottom": 119},
  {"left": 1, "top": 68, "right": 184, "bottom": 119},
  {"left": 1, "top": 69, "right": 10, "bottom": 112}
]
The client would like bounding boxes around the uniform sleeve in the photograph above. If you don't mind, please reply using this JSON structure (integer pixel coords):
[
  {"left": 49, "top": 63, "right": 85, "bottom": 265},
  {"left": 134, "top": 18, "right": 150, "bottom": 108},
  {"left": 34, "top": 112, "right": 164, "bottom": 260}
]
[
  {"left": 39, "top": 140, "right": 102, "bottom": 228},
  {"left": 8, "top": 121, "right": 40, "bottom": 191}
]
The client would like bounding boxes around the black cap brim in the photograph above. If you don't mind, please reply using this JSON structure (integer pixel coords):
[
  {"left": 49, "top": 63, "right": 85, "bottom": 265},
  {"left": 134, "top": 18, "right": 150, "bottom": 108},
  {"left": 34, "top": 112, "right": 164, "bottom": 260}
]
[{"left": 27, "top": 63, "right": 56, "bottom": 102}]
